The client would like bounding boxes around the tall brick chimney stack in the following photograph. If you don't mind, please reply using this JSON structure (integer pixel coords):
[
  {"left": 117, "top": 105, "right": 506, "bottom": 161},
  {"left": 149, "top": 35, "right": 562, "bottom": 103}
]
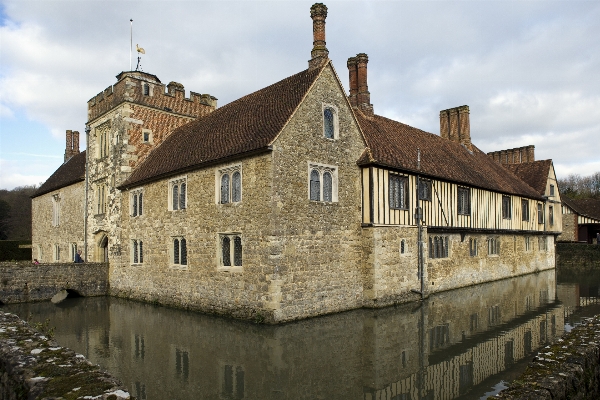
[
  {"left": 487, "top": 145, "right": 535, "bottom": 165},
  {"left": 356, "top": 53, "right": 373, "bottom": 115},
  {"left": 347, "top": 57, "right": 358, "bottom": 107},
  {"left": 439, "top": 106, "right": 472, "bottom": 151},
  {"left": 64, "top": 130, "right": 80, "bottom": 163},
  {"left": 308, "top": 3, "right": 329, "bottom": 71}
]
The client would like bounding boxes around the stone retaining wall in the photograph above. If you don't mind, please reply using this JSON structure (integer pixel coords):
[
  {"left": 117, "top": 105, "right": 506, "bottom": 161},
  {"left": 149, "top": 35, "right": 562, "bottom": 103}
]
[
  {"left": 496, "top": 314, "right": 600, "bottom": 399},
  {"left": 0, "top": 262, "right": 109, "bottom": 304},
  {"left": 556, "top": 242, "right": 600, "bottom": 269},
  {"left": 0, "top": 311, "right": 129, "bottom": 399}
]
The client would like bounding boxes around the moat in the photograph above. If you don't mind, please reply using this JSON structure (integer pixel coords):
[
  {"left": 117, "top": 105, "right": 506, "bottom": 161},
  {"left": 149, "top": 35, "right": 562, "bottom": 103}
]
[{"left": 3, "top": 268, "right": 598, "bottom": 400}]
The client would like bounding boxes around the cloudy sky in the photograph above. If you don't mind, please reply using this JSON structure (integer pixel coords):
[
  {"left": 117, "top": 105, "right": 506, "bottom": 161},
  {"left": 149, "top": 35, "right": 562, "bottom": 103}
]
[{"left": 1, "top": 0, "right": 599, "bottom": 190}]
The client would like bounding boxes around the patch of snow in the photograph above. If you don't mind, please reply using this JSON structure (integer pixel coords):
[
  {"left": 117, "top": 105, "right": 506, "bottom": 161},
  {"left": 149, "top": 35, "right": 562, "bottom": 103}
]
[
  {"left": 105, "top": 389, "right": 130, "bottom": 398},
  {"left": 72, "top": 387, "right": 81, "bottom": 391},
  {"left": 49, "top": 347, "right": 61, "bottom": 351},
  {"left": 30, "top": 348, "right": 44, "bottom": 354},
  {"left": 75, "top": 354, "right": 86, "bottom": 358},
  {"left": 29, "top": 376, "right": 46, "bottom": 382}
]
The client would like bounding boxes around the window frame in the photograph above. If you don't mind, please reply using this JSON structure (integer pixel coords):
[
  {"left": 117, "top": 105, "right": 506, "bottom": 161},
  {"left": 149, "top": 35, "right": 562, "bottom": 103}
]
[
  {"left": 171, "top": 236, "right": 188, "bottom": 268},
  {"left": 418, "top": 179, "right": 432, "bottom": 202},
  {"left": 216, "top": 164, "right": 242, "bottom": 204},
  {"left": 142, "top": 129, "right": 153, "bottom": 144},
  {"left": 502, "top": 195, "right": 511, "bottom": 219},
  {"left": 322, "top": 103, "right": 339, "bottom": 140},
  {"left": 168, "top": 177, "right": 187, "bottom": 211},
  {"left": 389, "top": 174, "right": 409, "bottom": 210},
  {"left": 457, "top": 187, "right": 471, "bottom": 215},
  {"left": 130, "top": 188, "right": 144, "bottom": 217},
  {"left": 131, "top": 239, "right": 144, "bottom": 265},
  {"left": 549, "top": 205, "right": 554, "bottom": 226},
  {"left": 428, "top": 235, "right": 449, "bottom": 259},
  {"left": 537, "top": 203, "right": 544, "bottom": 224},
  {"left": 469, "top": 238, "right": 478, "bottom": 257},
  {"left": 549, "top": 184, "right": 555, "bottom": 196},
  {"left": 521, "top": 199, "right": 529, "bottom": 221},
  {"left": 218, "top": 233, "right": 243, "bottom": 272},
  {"left": 307, "top": 162, "right": 338, "bottom": 203},
  {"left": 51, "top": 193, "right": 61, "bottom": 227},
  {"left": 487, "top": 237, "right": 500, "bottom": 256},
  {"left": 53, "top": 244, "right": 60, "bottom": 262},
  {"left": 95, "top": 122, "right": 110, "bottom": 159},
  {"left": 95, "top": 182, "right": 107, "bottom": 216}
]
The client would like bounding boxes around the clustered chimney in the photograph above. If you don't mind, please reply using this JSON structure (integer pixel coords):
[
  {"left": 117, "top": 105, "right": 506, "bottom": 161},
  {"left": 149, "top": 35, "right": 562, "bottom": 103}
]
[
  {"left": 64, "top": 130, "right": 80, "bottom": 163},
  {"left": 487, "top": 145, "right": 535, "bottom": 165},
  {"left": 439, "top": 105, "right": 472, "bottom": 151},
  {"left": 347, "top": 53, "right": 373, "bottom": 115},
  {"left": 308, "top": 3, "right": 329, "bottom": 70}
]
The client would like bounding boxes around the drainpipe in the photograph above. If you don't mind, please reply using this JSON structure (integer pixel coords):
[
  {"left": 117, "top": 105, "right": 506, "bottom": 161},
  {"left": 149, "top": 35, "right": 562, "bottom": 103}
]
[
  {"left": 413, "top": 149, "right": 425, "bottom": 300},
  {"left": 84, "top": 125, "right": 90, "bottom": 261}
]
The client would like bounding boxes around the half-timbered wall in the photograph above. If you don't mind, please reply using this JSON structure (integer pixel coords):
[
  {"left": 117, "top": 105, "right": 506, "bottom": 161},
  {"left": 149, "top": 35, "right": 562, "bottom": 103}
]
[{"left": 363, "top": 167, "right": 560, "bottom": 233}]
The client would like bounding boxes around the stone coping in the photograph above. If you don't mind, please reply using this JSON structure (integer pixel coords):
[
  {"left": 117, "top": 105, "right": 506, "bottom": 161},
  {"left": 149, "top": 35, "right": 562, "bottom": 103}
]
[
  {"left": 495, "top": 315, "right": 600, "bottom": 399},
  {"left": 0, "top": 311, "right": 130, "bottom": 399}
]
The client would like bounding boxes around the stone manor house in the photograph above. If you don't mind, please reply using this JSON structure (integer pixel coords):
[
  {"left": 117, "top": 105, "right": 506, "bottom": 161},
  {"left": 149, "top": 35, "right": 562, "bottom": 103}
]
[{"left": 31, "top": 4, "right": 562, "bottom": 323}]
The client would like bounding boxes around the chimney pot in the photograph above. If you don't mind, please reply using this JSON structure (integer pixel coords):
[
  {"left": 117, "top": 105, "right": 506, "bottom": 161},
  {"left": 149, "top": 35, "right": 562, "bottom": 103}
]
[
  {"left": 347, "top": 57, "right": 358, "bottom": 107},
  {"left": 308, "top": 3, "right": 329, "bottom": 70}
]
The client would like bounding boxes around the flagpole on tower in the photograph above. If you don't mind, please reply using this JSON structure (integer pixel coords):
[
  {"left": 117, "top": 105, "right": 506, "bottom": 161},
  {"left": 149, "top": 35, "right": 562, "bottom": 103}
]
[{"left": 130, "top": 19, "right": 133, "bottom": 71}]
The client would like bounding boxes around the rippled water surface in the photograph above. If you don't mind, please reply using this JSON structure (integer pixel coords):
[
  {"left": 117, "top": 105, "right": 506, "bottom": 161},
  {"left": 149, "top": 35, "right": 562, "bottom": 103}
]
[{"left": 4, "top": 268, "right": 597, "bottom": 400}]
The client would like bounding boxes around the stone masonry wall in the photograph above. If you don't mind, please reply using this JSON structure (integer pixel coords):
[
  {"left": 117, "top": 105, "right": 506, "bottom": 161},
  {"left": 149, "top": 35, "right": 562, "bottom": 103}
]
[
  {"left": 111, "top": 152, "right": 275, "bottom": 321},
  {"left": 558, "top": 213, "right": 578, "bottom": 242},
  {"left": 0, "top": 261, "right": 108, "bottom": 304},
  {"left": 427, "top": 232, "right": 555, "bottom": 294},
  {"left": 362, "top": 225, "right": 421, "bottom": 307},
  {"left": 31, "top": 181, "right": 84, "bottom": 263},
  {"left": 0, "top": 311, "right": 129, "bottom": 399},
  {"left": 267, "top": 64, "right": 367, "bottom": 322}
]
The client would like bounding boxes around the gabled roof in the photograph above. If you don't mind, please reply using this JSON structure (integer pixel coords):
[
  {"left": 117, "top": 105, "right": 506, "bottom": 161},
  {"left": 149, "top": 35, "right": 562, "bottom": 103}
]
[
  {"left": 562, "top": 197, "right": 600, "bottom": 221},
  {"left": 31, "top": 151, "right": 86, "bottom": 198},
  {"left": 355, "top": 111, "right": 542, "bottom": 199},
  {"left": 119, "top": 66, "right": 323, "bottom": 189},
  {"left": 503, "top": 160, "right": 553, "bottom": 196}
]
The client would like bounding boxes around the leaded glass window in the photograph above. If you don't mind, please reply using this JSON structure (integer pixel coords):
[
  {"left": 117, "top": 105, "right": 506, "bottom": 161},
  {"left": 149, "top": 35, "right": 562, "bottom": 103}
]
[
  {"left": 132, "top": 194, "right": 138, "bottom": 216},
  {"left": 133, "top": 240, "right": 138, "bottom": 263},
  {"left": 310, "top": 169, "right": 320, "bottom": 201},
  {"left": 173, "top": 185, "right": 179, "bottom": 210},
  {"left": 173, "top": 239, "right": 180, "bottom": 264},
  {"left": 221, "top": 174, "right": 230, "bottom": 204},
  {"left": 324, "top": 108, "right": 334, "bottom": 139},
  {"left": 181, "top": 239, "right": 187, "bottom": 265},
  {"left": 323, "top": 172, "right": 332, "bottom": 202},
  {"left": 233, "top": 236, "right": 242, "bottom": 266},
  {"left": 389, "top": 175, "right": 408, "bottom": 209},
  {"left": 458, "top": 187, "right": 470, "bottom": 215},
  {"left": 232, "top": 172, "right": 241, "bottom": 202},
  {"left": 179, "top": 183, "right": 185, "bottom": 209},
  {"left": 222, "top": 236, "right": 231, "bottom": 266},
  {"left": 138, "top": 193, "right": 143, "bottom": 215},
  {"left": 139, "top": 240, "right": 143, "bottom": 263}
]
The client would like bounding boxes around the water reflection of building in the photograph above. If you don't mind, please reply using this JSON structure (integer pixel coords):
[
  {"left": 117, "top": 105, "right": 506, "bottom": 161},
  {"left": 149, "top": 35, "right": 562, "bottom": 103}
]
[{"left": 5, "top": 270, "right": 561, "bottom": 400}]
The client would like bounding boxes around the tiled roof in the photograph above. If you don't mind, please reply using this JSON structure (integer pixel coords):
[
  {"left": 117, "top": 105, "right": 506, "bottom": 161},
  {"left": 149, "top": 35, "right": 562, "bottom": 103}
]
[
  {"left": 31, "top": 151, "right": 86, "bottom": 198},
  {"left": 503, "top": 160, "right": 553, "bottom": 196},
  {"left": 120, "top": 66, "right": 323, "bottom": 189},
  {"left": 562, "top": 197, "right": 600, "bottom": 220},
  {"left": 355, "top": 111, "right": 543, "bottom": 199}
]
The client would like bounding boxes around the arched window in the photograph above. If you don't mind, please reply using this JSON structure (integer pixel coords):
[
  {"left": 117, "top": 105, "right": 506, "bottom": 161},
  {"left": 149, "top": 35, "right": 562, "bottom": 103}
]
[
  {"left": 179, "top": 183, "right": 186, "bottom": 209},
  {"left": 222, "top": 236, "right": 231, "bottom": 266},
  {"left": 324, "top": 108, "right": 335, "bottom": 139},
  {"left": 180, "top": 238, "right": 187, "bottom": 265},
  {"left": 323, "top": 171, "right": 332, "bottom": 202},
  {"left": 233, "top": 236, "right": 242, "bottom": 266},
  {"left": 221, "top": 174, "right": 230, "bottom": 204},
  {"left": 174, "top": 239, "right": 180, "bottom": 264},
  {"left": 132, "top": 194, "right": 138, "bottom": 216},
  {"left": 173, "top": 185, "right": 179, "bottom": 210},
  {"left": 232, "top": 171, "right": 241, "bottom": 202},
  {"left": 139, "top": 240, "right": 143, "bottom": 264},
  {"left": 133, "top": 240, "right": 139, "bottom": 263},
  {"left": 400, "top": 239, "right": 406, "bottom": 254},
  {"left": 310, "top": 169, "right": 320, "bottom": 201}
]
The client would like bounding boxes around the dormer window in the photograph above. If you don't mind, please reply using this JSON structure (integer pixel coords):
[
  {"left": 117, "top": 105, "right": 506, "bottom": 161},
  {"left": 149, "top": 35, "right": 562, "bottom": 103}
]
[{"left": 322, "top": 104, "right": 338, "bottom": 139}]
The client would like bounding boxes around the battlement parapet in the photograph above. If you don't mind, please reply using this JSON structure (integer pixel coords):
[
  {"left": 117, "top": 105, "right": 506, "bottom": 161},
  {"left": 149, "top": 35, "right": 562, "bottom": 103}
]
[{"left": 87, "top": 71, "right": 217, "bottom": 122}]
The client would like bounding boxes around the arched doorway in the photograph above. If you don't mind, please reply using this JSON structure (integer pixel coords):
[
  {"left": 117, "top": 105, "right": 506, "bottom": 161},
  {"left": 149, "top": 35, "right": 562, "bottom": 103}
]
[{"left": 94, "top": 232, "right": 109, "bottom": 262}]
